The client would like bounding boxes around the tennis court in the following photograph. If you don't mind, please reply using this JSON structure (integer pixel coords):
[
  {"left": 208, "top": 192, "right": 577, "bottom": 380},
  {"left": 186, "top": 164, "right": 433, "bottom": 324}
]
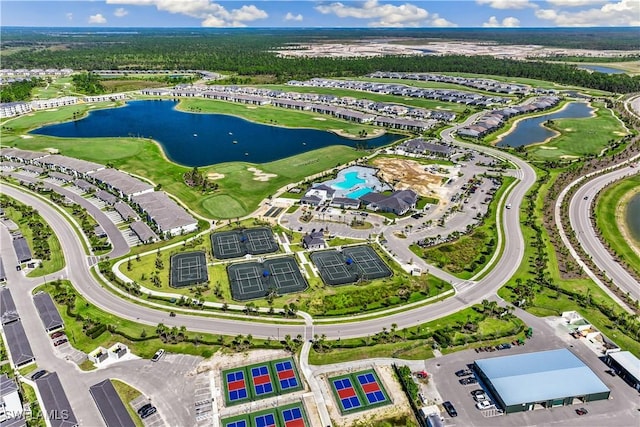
[
  {"left": 169, "top": 251, "right": 208, "bottom": 288},
  {"left": 328, "top": 369, "right": 390, "bottom": 415},
  {"left": 227, "top": 257, "right": 307, "bottom": 301},
  {"left": 221, "top": 358, "right": 303, "bottom": 407},
  {"left": 310, "top": 246, "right": 391, "bottom": 286},
  {"left": 309, "top": 251, "right": 359, "bottom": 286},
  {"left": 342, "top": 246, "right": 392, "bottom": 280},
  {"left": 221, "top": 403, "right": 310, "bottom": 427},
  {"left": 211, "top": 227, "right": 279, "bottom": 259}
]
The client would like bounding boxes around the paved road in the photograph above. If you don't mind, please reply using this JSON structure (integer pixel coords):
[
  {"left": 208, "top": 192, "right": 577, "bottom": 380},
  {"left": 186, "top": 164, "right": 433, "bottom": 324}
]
[
  {"left": 570, "top": 165, "right": 640, "bottom": 300},
  {"left": 0, "top": 106, "right": 536, "bottom": 341}
]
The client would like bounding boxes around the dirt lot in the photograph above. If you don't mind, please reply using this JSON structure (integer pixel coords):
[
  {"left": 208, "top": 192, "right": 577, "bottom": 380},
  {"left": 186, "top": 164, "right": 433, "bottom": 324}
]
[{"left": 373, "top": 157, "right": 443, "bottom": 196}]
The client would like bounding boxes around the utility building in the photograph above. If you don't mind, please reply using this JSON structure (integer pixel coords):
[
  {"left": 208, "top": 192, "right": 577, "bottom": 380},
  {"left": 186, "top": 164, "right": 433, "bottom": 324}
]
[{"left": 474, "top": 349, "right": 610, "bottom": 414}]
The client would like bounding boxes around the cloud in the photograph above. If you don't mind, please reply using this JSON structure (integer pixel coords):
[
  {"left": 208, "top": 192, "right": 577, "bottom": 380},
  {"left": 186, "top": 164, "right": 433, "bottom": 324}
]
[
  {"left": 105, "top": 0, "right": 268, "bottom": 27},
  {"left": 315, "top": 0, "right": 430, "bottom": 27},
  {"left": 88, "top": 13, "right": 107, "bottom": 24},
  {"left": 114, "top": 8, "right": 129, "bottom": 17},
  {"left": 284, "top": 12, "right": 303, "bottom": 22},
  {"left": 66, "top": 12, "right": 73, "bottom": 21},
  {"left": 545, "top": 0, "right": 608, "bottom": 6},
  {"left": 430, "top": 13, "right": 457, "bottom": 27},
  {"left": 482, "top": 15, "right": 520, "bottom": 27},
  {"left": 536, "top": 0, "right": 639, "bottom": 25},
  {"left": 476, "top": 0, "right": 537, "bottom": 9}
]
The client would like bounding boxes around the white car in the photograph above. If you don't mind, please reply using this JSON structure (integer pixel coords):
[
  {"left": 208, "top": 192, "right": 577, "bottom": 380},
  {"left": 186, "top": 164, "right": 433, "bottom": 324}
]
[
  {"left": 473, "top": 393, "right": 487, "bottom": 402},
  {"left": 476, "top": 400, "right": 493, "bottom": 410},
  {"left": 151, "top": 349, "right": 165, "bottom": 362}
]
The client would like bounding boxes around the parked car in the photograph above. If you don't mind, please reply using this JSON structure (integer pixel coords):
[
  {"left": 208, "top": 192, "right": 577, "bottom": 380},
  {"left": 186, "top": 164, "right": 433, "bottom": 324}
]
[
  {"left": 151, "top": 349, "right": 165, "bottom": 362},
  {"left": 32, "top": 370, "right": 47, "bottom": 380},
  {"left": 443, "top": 401, "right": 458, "bottom": 417},
  {"left": 54, "top": 338, "right": 68, "bottom": 346},
  {"left": 576, "top": 407, "right": 588, "bottom": 416},
  {"left": 460, "top": 377, "right": 478, "bottom": 385},
  {"left": 50, "top": 331, "right": 65, "bottom": 339},
  {"left": 473, "top": 393, "right": 487, "bottom": 402},
  {"left": 455, "top": 369, "right": 472, "bottom": 377},
  {"left": 140, "top": 406, "right": 157, "bottom": 419},
  {"left": 137, "top": 403, "right": 153, "bottom": 415},
  {"left": 471, "top": 389, "right": 485, "bottom": 397},
  {"left": 605, "top": 369, "right": 617, "bottom": 377},
  {"left": 476, "top": 400, "right": 492, "bottom": 410}
]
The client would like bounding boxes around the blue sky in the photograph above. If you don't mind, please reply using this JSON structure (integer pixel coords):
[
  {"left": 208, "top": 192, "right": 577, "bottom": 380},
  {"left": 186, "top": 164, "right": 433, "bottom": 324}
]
[{"left": 1, "top": 1, "right": 638, "bottom": 28}]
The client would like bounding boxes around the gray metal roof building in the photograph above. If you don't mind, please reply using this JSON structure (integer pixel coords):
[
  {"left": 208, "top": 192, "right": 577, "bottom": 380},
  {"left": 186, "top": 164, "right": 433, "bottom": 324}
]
[
  {"left": 0, "top": 257, "right": 6, "bottom": 282},
  {"left": 0, "top": 287, "right": 19, "bottom": 325},
  {"left": 89, "top": 380, "right": 136, "bottom": 427},
  {"left": 89, "top": 168, "right": 154, "bottom": 197},
  {"left": 606, "top": 351, "right": 640, "bottom": 391},
  {"left": 474, "top": 349, "right": 610, "bottom": 414},
  {"left": 12, "top": 238, "right": 32, "bottom": 263},
  {"left": 3, "top": 320, "right": 35, "bottom": 367},
  {"left": 32, "top": 292, "right": 64, "bottom": 332},
  {"left": 35, "top": 372, "right": 78, "bottom": 427},
  {"left": 129, "top": 221, "right": 158, "bottom": 243}
]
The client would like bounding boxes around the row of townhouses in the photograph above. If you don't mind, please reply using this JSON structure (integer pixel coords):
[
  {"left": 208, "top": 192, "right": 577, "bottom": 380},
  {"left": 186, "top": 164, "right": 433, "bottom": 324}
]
[
  {"left": 0, "top": 148, "right": 197, "bottom": 237},
  {"left": 457, "top": 96, "right": 561, "bottom": 138},
  {"left": 288, "top": 77, "right": 508, "bottom": 109},
  {"left": 0, "top": 93, "right": 127, "bottom": 118}
]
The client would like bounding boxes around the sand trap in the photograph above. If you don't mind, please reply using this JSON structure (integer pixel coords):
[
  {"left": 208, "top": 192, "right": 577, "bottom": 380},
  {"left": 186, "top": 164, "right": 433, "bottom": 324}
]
[
  {"left": 560, "top": 155, "right": 580, "bottom": 159},
  {"left": 313, "top": 117, "right": 327, "bottom": 121},
  {"left": 538, "top": 146, "right": 558, "bottom": 150},
  {"left": 247, "top": 167, "right": 277, "bottom": 181},
  {"left": 563, "top": 128, "right": 574, "bottom": 132},
  {"left": 246, "top": 106, "right": 257, "bottom": 109},
  {"left": 207, "top": 172, "right": 225, "bottom": 180},
  {"left": 20, "top": 135, "right": 34, "bottom": 139},
  {"left": 46, "top": 108, "right": 59, "bottom": 111},
  {"left": 44, "top": 147, "right": 59, "bottom": 154},
  {"left": 614, "top": 131, "right": 628, "bottom": 136}
]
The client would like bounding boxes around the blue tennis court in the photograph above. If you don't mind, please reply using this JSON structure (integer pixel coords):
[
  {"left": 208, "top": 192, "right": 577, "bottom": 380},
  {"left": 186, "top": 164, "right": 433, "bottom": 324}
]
[
  {"left": 282, "top": 407, "right": 304, "bottom": 427},
  {"left": 275, "top": 360, "right": 299, "bottom": 390},
  {"left": 357, "top": 373, "right": 386, "bottom": 404},
  {"left": 251, "top": 366, "right": 274, "bottom": 395},
  {"left": 333, "top": 378, "right": 361, "bottom": 410},
  {"left": 225, "top": 420, "right": 247, "bottom": 427},
  {"left": 226, "top": 371, "right": 248, "bottom": 401},
  {"left": 254, "top": 413, "right": 276, "bottom": 427}
]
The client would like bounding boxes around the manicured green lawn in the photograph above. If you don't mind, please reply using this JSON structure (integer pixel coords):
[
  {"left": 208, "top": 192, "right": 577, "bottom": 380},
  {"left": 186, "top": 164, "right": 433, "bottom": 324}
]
[
  {"left": 594, "top": 175, "right": 640, "bottom": 277},
  {"left": 411, "top": 176, "right": 514, "bottom": 279},
  {"left": 1, "top": 195, "right": 65, "bottom": 277},
  {"left": 528, "top": 102, "right": 629, "bottom": 160},
  {"left": 309, "top": 304, "right": 525, "bottom": 364},
  {"left": 34, "top": 281, "right": 221, "bottom": 359},
  {"left": 111, "top": 380, "right": 144, "bottom": 427}
]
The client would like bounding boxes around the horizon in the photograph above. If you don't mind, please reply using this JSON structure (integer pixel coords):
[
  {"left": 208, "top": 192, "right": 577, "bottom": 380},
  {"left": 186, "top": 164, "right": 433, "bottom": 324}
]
[{"left": 1, "top": 1, "right": 638, "bottom": 29}]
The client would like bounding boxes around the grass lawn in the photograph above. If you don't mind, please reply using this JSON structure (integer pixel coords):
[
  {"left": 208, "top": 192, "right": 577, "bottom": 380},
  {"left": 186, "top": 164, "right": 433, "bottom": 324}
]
[
  {"left": 34, "top": 281, "right": 221, "bottom": 359},
  {"left": 411, "top": 176, "right": 514, "bottom": 279},
  {"left": 120, "top": 231, "right": 451, "bottom": 316},
  {"left": 32, "top": 77, "right": 77, "bottom": 99},
  {"left": 310, "top": 304, "right": 524, "bottom": 364},
  {"left": 527, "top": 102, "right": 629, "bottom": 160},
  {"left": 1, "top": 195, "right": 65, "bottom": 277},
  {"left": 111, "top": 379, "right": 144, "bottom": 427},
  {"left": 594, "top": 175, "right": 640, "bottom": 277},
  {"left": 498, "top": 167, "right": 640, "bottom": 357}
]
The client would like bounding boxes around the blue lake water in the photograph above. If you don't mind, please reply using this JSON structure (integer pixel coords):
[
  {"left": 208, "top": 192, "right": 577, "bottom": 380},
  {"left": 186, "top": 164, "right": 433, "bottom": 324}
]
[
  {"left": 31, "top": 100, "right": 401, "bottom": 167},
  {"left": 578, "top": 65, "right": 626, "bottom": 74},
  {"left": 497, "top": 102, "right": 594, "bottom": 148},
  {"left": 627, "top": 192, "right": 640, "bottom": 243},
  {"left": 333, "top": 171, "right": 366, "bottom": 190}
]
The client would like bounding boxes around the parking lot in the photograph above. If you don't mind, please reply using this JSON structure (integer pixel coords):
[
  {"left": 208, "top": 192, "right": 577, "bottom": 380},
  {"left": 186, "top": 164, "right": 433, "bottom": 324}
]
[{"left": 420, "top": 308, "right": 640, "bottom": 426}]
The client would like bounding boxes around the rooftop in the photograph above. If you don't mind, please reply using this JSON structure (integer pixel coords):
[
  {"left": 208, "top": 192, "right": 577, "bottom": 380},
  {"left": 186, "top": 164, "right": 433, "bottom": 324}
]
[
  {"left": 609, "top": 351, "right": 640, "bottom": 381},
  {"left": 0, "top": 287, "right": 19, "bottom": 325},
  {"left": 3, "top": 320, "right": 35, "bottom": 367},
  {"left": 35, "top": 372, "right": 78, "bottom": 427},
  {"left": 475, "top": 349, "right": 610, "bottom": 407},
  {"left": 32, "top": 292, "right": 64, "bottom": 331},
  {"left": 89, "top": 380, "right": 136, "bottom": 427}
]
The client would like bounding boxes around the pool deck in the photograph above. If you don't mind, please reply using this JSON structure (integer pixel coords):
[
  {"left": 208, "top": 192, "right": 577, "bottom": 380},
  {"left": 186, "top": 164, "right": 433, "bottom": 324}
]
[{"left": 321, "top": 166, "right": 390, "bottom": 199}]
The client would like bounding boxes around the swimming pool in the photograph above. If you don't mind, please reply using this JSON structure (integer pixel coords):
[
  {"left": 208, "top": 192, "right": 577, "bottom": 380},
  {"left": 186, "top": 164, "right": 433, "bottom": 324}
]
[
  {"left": 346, "top": 187, "right": 373, "bottom": 199},
  {"left": 333, "top": 171, "right": 366, "bottom": 190}
]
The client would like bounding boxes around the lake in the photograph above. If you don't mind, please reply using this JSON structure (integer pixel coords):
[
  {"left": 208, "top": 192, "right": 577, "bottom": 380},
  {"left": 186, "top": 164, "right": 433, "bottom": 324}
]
[
  {"left": 31, "top": 100, "right": 401, "bottom": 167},
  {"left": 497, "top": 102, "right": 594, "bottom": 148},
  {"left": 627, "top": 192, "right": 640, "bottom": 243},
  {"left": 578, "top": 65, "right": 626, "bottom": 75}
]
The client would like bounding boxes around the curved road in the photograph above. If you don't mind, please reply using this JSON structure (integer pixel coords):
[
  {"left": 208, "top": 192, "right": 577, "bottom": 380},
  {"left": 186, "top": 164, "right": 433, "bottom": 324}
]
[
  {"left": 570, "top": 165, "right": 640, "bottom": 300},
  {"left": 1, "top": 110, "right": 537, "bottom": 339}
]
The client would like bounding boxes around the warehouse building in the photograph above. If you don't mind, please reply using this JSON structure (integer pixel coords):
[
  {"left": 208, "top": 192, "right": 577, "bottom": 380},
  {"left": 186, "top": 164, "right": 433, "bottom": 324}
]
[
  {"left": 605, "top": 351, "right": 640, "bottom": 391},
  {"left": 474, "top": 349, "right": 610, "bottom": 414}
]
